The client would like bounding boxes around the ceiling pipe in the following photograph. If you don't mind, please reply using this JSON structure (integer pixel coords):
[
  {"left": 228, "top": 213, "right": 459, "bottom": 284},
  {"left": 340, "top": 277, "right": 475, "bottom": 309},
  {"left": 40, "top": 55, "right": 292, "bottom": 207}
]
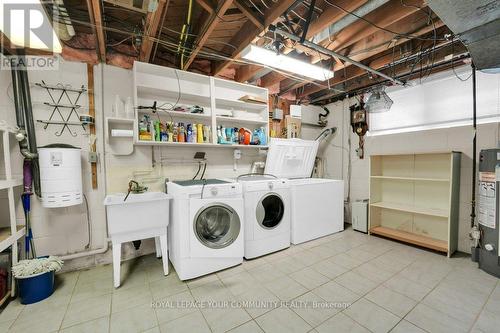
[
  {"left": 269, "top": 25, "right": 405, "bottom": 86},
  {"left": 312, "top": 0, "right": 390, "bottom": 43}
]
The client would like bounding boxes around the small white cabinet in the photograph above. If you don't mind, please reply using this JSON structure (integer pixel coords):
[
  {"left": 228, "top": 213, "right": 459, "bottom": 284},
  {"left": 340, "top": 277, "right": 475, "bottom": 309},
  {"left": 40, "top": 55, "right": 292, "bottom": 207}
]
[{"left": 369, "top": 152, "right": 461, "bottom": 257}]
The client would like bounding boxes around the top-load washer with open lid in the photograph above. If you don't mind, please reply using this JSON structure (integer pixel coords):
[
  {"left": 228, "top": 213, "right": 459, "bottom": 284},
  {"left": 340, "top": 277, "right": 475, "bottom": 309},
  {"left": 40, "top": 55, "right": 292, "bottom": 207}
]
[{"left": 264, "top": 138, "right": 344, "bottom": 244}]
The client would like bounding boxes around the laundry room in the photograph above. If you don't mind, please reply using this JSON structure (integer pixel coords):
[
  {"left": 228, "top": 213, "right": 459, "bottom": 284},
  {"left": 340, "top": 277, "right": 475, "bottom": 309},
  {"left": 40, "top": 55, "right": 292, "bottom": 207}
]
[{"left": 0, "top": 0, "right": 500, "bottom": 333}]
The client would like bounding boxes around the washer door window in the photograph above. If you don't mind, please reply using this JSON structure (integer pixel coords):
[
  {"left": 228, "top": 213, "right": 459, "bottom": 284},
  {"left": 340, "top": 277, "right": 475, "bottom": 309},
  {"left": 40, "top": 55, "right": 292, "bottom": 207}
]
[
  {"left": 256, "top": 193, "right": 285, "bottom": 229},
  {"left": 194, "top": 203, "right": 241, "bottom": 249}
]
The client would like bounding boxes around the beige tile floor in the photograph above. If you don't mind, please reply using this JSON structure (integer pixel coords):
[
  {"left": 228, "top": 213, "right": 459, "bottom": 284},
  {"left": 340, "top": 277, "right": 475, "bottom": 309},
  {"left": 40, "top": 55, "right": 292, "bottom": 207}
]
[{"left": 1, "top": 227, "right": 499, "bottom": 333}]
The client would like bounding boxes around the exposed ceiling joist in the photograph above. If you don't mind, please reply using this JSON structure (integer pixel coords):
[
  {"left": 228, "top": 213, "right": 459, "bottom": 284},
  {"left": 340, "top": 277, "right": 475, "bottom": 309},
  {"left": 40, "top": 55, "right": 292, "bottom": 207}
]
[
  {"left": 183, "top": 0, "right": 234, "bottom": 70},
  {"left": 311, "top": 44, "right": 468, "bottom": 103},
  {"left": 195, "top": 0, "right": 214, "bottom": 14},
  {"left": 140, "top": 0, "right": 169, "bottom": 62},
  {"left": 255, "top": 0, "right": 369, "bottom": 89},
  {"left": 236, "top": 64, "right": 266, "bottom": 82},
  {"left": 86, "top": 0, "right": 106, "bottom": 62},
  {"left": 212, "top": 0, "right": 297, "bottom": 76},
  {"left": 311, "top": 0, "right": 424, "bottom": 63},
  {"left": 297, "top": 18, "right": 444, "bottom": 98},
  {"left": 234, "top": 0, "right": 264, "bottom": 29}
]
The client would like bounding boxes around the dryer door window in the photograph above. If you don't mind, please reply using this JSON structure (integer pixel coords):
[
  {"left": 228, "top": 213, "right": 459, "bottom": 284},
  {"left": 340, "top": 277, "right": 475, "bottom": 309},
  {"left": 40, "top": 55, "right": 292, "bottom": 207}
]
[
  {"left": 194, "top": 203, "right": 241, "bottom": 249},
  {"left": 256, "top": 193, "right": 285, "bottom": 229}
]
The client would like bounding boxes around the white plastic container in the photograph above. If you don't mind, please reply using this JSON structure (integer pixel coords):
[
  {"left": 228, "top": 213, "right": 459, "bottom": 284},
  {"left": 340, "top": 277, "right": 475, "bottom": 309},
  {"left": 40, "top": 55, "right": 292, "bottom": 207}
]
[
  {"left": 104, "top": 192, "right": 171, "bottom": 237},
  {"left": 39, "top": 146, "right": 82, "bottom": 208}
]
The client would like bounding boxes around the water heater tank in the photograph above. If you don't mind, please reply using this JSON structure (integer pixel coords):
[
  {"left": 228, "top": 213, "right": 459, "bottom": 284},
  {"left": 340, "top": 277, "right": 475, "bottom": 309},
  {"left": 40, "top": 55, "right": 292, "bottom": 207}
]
[{"left": 39, "top": 144, "right": 82, "bottom": 208}]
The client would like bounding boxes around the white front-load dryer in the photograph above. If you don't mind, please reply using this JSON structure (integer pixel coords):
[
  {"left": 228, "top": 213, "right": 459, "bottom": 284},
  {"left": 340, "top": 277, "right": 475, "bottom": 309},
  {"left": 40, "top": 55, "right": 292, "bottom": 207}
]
[
  {"left": 167, "top": 179, "right": 244, "bottom": 280},
  {"left": 238, "top": 175, "right": 291, "bottom": 259}
]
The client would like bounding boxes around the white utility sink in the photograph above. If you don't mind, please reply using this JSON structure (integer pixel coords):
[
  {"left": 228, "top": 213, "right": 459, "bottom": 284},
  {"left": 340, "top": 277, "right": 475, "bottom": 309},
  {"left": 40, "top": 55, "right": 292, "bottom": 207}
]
[
  {"left": 104, "top": 191, "right": 171, "bottom": 236},
  {"left": 104, "top": 191, "right": 172, "bottom": 288}
]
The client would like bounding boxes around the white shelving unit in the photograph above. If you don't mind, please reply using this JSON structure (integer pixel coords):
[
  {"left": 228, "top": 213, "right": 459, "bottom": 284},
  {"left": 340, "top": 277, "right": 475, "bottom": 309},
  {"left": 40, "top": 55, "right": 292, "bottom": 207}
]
[
  {"left": 0, "top": 122, "right": 25, "bottom": 304},
  {"left": 369, "top": 152, "right": 461, "bottom": 257},
  {"left": 133, "top": 61, "right": 269, "bottom": 148}
]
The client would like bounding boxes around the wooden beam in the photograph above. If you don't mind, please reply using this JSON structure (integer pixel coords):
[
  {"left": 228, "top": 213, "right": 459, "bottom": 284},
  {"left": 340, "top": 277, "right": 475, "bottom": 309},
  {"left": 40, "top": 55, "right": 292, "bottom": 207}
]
[
  {"left": 254, "top": 0, "right": 368, "bottom": 91},
  {"left": 183, "top": 0, "right": 234, "bottom": 70},
  {"left": 234, "top": 0, "right": 264, "bottom": 29},
  {"left": 212, "top": 0, "right": 297, "bottom": 76},
  {"left": 313, "top": 47, "right": 468, "bottom": 103},
  {"left": 236, "top": 64, "right": 265, "bottom": 82},
  {"left": 311, "top": 0, "right": 424, "bottom": 63},
  {"left": 140, "top": 0, "right": 169, "bottom": 62},
  {"left": 297, "top": 19, "right": 443, "bottom": 98},
  {"left": 87, "top": 64, "right": 98, "bottom": 189},
  {"left": 195, "top": 0, "right": 214, "bottom": 14},
  {"left": 287, "top": 0, "right": 369, "bottom": 52},
  {"left": 87, "top": 0, "right": 106, "bottom": 62}
]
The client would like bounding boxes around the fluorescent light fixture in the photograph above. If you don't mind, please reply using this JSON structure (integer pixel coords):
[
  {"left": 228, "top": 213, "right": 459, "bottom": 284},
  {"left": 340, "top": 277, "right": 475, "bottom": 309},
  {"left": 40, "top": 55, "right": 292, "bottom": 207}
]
[
  {"left": 0, "top": 0, "right": 62, "bottom": 53},
  {"left": 241, "top": 45, "right": 334, "bottom": 81}
]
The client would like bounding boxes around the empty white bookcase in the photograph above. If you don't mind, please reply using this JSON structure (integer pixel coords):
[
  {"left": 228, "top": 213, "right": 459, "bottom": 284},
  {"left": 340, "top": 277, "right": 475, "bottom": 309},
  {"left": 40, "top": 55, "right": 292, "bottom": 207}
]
[{"left": 369, "top": 152, "right": 461, "bottom": 257}]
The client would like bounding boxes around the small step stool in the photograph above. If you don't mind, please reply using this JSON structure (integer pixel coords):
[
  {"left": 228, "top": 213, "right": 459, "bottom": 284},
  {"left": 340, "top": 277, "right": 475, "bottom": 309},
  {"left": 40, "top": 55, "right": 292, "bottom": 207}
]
[{"left": 104, "top": 192, "right": 171, "bottom": 288}]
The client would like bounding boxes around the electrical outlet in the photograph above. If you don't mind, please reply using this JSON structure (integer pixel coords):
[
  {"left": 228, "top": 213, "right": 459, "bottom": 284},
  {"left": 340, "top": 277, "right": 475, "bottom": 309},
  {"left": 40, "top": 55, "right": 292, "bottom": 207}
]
[{"left": 88, "top": 151, "right": 98, "bottom": 163}]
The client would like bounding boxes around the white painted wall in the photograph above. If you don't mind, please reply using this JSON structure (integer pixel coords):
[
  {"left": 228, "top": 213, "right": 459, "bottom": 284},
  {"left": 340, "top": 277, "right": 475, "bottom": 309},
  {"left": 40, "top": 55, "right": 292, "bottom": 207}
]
[
  {"left": 0, "top": 58, "right": 266, "bottom": 271},
  {"left": 323, "top": 68, "right": 500, "bottom": 254}
]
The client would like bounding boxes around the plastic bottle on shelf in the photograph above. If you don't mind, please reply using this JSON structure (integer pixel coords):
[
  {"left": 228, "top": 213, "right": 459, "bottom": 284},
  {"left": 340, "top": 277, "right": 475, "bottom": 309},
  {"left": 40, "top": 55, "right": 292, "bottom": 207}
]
[
  {"left": 154, "top": 121, "right": 161, "bottom": 141},
  {"left": 204, "top": 125, "right": 210, "bottom": 143},
  {"left": 125, "top": 97, "right": 134, "bottom": 119},
  {"left": 192, "top": 124, "right": 197, "bottom": 143},
  {"left": 186, "top": 124, "right": 193, "bottom": 143},
  {"left": 178, "top": 123, "right": 185, "bottom": 142},
  {"left": 173, "top": 123, "right": 178, "bottom": 142},
  {"left": 197, "top": 124, "right": 203, "bottom": 143}
]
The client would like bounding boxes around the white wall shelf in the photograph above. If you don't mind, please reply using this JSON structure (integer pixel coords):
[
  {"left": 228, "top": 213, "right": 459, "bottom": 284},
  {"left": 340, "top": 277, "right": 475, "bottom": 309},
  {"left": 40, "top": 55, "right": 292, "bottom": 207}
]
[
  {"left": 135, "top": 140, "right": 267, "bottom": 149},
  {"left": 370, "top": 176, "right": 450, "bottom": 182},
  {"left": 138, "top": 109, "right": 211, "bottom": 121},
  {"left": 369, "top": 152, "right": 461, "bottom": 257},
  {"left": 216, "top": 116, "right": 268, "bottom": 125},
  {"left": 133, "top": 61, "right": 269, "bottom": 148},
  {"left": 106, "top": 117, "right": 134, "bottom": 156}
]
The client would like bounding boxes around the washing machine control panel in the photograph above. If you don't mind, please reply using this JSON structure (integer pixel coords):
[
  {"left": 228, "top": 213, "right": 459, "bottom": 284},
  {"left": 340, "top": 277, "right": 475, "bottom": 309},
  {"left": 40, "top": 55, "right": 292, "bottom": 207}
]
[{"left": 200, "top": 184, "right": 242, "bottom": 198}]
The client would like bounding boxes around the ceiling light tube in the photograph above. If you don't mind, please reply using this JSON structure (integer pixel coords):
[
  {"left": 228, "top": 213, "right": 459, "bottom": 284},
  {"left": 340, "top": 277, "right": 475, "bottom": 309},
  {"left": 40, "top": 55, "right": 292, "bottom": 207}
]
[
  {"left": 241, "top": 45, "right": 334, "bottom": 81},
  {"left": 0, "top": 0, "right": 62, "bottom": 53}
]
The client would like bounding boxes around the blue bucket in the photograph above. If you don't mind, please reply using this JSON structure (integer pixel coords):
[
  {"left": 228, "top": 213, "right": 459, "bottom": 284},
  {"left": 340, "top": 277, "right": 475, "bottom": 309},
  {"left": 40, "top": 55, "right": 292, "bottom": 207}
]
[{"left": 17, "top": 270, "right": 55, "bottom": 304}]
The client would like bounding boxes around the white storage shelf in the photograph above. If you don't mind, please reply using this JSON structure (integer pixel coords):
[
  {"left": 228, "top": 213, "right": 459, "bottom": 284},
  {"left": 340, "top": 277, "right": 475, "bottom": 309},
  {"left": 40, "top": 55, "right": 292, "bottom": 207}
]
[
  {"left": 369, "top": 152, "right": 461, "bottom": 257},
  {"left": 0, "top": 124, "right": 24, "bottom": 304},
  {"left": 106, "top": 117, "right": 135, "bottom": 156},
  {"left": 133, "top": 61, "right": 269, "bottom": 149}
]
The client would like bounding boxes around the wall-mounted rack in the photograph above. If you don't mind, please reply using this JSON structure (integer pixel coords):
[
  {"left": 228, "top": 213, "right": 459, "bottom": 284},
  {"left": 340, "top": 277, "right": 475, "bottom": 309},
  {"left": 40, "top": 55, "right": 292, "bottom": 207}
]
[{"left": 36, "top": 80, "right": 87, "bottom": 137}]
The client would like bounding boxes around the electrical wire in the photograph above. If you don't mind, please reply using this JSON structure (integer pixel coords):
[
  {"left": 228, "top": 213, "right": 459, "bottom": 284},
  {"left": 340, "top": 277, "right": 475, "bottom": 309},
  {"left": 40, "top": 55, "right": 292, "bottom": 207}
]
[
  {"left": 451, "top": 40, "right": 472, "bottom": 82},
  {"left": 83, "top": 193, "right": 91, "bottom": 249},
  {"left": 193, "top": 162, "right": 202, "bottom": 180},
  {"left": 200, "top": 162, "right": 207, "bottom": 179}
]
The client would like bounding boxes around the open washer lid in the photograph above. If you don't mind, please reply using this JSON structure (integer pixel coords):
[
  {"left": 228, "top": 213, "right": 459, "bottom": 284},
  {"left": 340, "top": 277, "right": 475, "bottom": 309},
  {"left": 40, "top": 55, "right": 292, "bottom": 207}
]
[{"left": 264, "top": 138, "right": 319, "bottom": 179}]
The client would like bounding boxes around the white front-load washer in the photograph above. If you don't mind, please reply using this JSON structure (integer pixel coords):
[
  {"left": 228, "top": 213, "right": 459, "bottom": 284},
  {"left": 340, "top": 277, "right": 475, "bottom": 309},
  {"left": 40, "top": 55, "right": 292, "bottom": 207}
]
[
  {"left": 166, "top": 179, "right": 244, "bottom": 280},
  {"left": 237, "top": 175, "right": 291, "bottom": 259}
]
